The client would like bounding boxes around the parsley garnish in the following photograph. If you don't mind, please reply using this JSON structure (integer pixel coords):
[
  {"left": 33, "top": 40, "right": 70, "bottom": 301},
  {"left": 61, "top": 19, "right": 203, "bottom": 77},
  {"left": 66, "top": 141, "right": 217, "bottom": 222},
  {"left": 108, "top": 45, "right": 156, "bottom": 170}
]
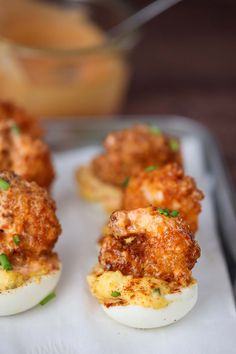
[
  {"left": 149, "top": 126, "right": 161, "bottom": 135},
  {"left": 0, "top": 254, "right": 12, "bottom": 271},
  {"left": 145, "top": 165, "right": 158, "bottom": 172},
  {"left": 121, "top": 177, "right": 129, "bottom": 188},
  {"left": 157, "top": 208, "right": 179, "bottom": 218},
  {"left": 111, "top": 291, "right": 121, "bottom": 297},
  {"left": 11, "top": 123, "right": 21, "bottom": 135},
  {"left": 0, "top": 178, "right": 10, "bottom": 191},
  {"left": 13, "top": 235, "right": 20, "bottom": 245},
  {"left": 39, "top": 292, "right": 56, "bottom": 305},
  {"left": 169, "top": 139, "right": 179, "bottom": 152},
  {"left": 153, "top": 288, "right": 161, "bottom": 295}
]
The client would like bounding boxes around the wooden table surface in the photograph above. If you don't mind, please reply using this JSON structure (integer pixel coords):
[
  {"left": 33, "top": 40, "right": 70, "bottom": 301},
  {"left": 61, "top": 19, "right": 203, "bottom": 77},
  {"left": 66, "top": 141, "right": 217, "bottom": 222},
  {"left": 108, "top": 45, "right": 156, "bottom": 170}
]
[{"left": 122, "top": 0, "right": 236, "bottom": 188}]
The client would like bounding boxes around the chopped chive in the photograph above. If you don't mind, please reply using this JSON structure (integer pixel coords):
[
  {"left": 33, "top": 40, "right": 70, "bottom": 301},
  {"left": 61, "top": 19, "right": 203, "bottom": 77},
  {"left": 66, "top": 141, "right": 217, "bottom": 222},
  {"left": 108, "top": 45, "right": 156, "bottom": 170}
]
[
  {"left": 13, "top": 235, "right": 20, "bottom": 246},
  {"left": 39, "top": 292, "right": 56, "bottom": 306},
  {"left": 0, "top": 253, "right": 12, "bottom": 271},
  {"left": 149, "top": 126, "right": 161, "bottom": 135},
  {"left": 169, "top": 139, "right": 179, "bottom": 152},
  {"left": 0, "top": 178, "right": 10, "bottom": 191},
  {"left": 121, "top": 177, "right": 129, "bottom": 188},
  {"left": 157, "top": 207, "right": 170, "bottom": 216},
  {"left": 170, "top": 210, "right": 179, "bottom": 218},
  {"left": 145, "top": 165, "right": 158, "bottom": 172},
  {"left": 157, "top": 208, "right": 179, "bottom": 218},
  {"left": 11, "top": 123, "right": 21, "bottom": 135},
  {"left": 111, "top": 291, "right": 121, "bottom": 297},
  {"left": 153, "top": 287, "right": 161, "bottom": 295}
]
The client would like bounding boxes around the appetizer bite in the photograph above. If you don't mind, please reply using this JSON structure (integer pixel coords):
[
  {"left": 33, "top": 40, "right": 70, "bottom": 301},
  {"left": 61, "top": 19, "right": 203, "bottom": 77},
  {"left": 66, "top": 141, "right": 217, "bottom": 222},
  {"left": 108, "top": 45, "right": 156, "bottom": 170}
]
[
  {"left": 0, "top": 172, "right": 61, "bottom": 316},
  {"left": 0, "top": 101, "right": 42, "bottom": 139},
  {"left": 0, "top": 102, "right": 54, "bottom": 188},
  {"left": 76, "top": 124, "right": 181, "bottom": 212},
  {"left": 123, "top": 163, "right": 204, "bottom": 233},
  {"left": 88, "top": 207, "right": 200, "bottom": 329}
]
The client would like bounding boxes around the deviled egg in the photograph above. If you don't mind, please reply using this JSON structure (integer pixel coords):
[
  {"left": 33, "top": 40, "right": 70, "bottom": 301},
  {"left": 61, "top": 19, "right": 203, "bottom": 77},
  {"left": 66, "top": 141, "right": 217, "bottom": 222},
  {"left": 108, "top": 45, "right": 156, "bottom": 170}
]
[
  {"left": 76, "top": 124, "right": 182, "bottom": 212},
  {"left": 88, "top": 206, "right": 200, "bottom": 328},
  {"left": 0, "top": 171, "right": 61, "bottom": 315}
]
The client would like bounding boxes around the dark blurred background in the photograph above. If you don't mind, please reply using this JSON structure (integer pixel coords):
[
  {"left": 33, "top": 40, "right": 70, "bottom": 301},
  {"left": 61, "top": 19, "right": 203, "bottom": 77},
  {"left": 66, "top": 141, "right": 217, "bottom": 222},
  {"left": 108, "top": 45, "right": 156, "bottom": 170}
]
[
  {"left": 123, "top": 0, "right": 236, "bottom": 186},
  {"left": 1, "top": 0, "right": 235, "bottom": 186}
]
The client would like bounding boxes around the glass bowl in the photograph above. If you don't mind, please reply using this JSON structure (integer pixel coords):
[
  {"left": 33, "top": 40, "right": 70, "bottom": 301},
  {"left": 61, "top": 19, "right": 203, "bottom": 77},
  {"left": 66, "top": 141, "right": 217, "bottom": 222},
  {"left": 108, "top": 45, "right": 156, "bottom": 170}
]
[{"left": 0, "top": 0, "right": 136, "bottom": 118}]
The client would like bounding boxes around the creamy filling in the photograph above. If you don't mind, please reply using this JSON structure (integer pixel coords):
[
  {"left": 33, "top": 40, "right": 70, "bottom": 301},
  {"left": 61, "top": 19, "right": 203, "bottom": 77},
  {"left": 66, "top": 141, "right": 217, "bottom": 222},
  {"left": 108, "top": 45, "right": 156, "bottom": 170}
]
[
  {"left": 88, "top": 265, "right": 171, "bottom": 309},
  {"left": 76, "top": 165, "right": 122, "bottom": 212},
  {"left": 88, "top": 265, "right": 196, "bottom": 309},
  {"left": 0, "top": 253, "right": 60, "bottom": 291}
]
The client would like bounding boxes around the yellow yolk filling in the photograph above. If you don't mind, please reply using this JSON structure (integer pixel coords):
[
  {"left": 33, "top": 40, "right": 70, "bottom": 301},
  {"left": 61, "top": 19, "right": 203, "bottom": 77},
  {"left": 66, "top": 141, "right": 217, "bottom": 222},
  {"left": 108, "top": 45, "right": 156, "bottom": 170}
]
[
  {"left": 0, "top": 266, "right": 53, "bottom": 292},
  {"left": 75, "top": 165, "right": 123, "bottom": 213},
  {"left": 87, "top": 265, "right": 173, "bottom": 309}
]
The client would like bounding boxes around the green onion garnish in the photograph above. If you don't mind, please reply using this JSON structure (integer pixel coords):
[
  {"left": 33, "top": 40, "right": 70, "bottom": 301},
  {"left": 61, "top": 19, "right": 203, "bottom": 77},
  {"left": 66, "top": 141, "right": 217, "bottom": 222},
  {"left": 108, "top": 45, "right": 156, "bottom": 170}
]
[
  {"left": 145, "top": 165, "right": 158, "bottom": 172},
  {"left": 157, "top": 207, "right": 170, "bottom": 217},
  {"left": 153, "top": 287, "right": 161, "bottom": 295},
  {"left": 13, "top": 235, "right": 20, "bottom": 246},
  {"left": 0, "top": 178, "right": 10, "bottom": 191},
  {"left": 149, "top": 126, "right": 161, "bottom": 135},
  {"left": 157, "top": 208, "right": 179, "bottom": 218},
  {"left": 111, "top": 291, "right": 121, "bottom": 297},
  {"left": 0, "top": 253, "right": 12, "bottom": 271},
  {"left": 170, "top": 210, "right": 179, "bottom": 217},
  {"left": 121, "top": 177, "right": 129, "bottom": 188},
  {"left": 39, "top": 292, "right": 56, "bottom": 306},
  {"left": 169, "top": 139, "right": 179, "bottom": 152},
  {"left": 11, "top": 123, "right": 21, "bottom": 135}
]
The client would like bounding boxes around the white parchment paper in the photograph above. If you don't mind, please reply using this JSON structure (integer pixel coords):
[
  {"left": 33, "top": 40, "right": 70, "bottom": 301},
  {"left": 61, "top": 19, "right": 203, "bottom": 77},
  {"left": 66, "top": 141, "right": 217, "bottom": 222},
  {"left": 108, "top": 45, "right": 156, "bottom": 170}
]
[{"left": 0, "top": 138, "right": 235, "bottom": 354}]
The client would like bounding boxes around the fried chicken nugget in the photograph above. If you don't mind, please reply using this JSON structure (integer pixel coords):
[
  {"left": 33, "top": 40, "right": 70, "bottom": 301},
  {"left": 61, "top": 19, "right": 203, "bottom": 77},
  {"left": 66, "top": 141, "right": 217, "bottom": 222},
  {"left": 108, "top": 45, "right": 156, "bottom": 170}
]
[
  {"left": 0, "top": 101, "right": 42, "bottom": 139},
  {"left": 123, "top": 163, "right": 204, "bottom": 233},
  {"left": 0, "top": 171, "right": 61, "bottom": 263},
  {"left": 0, "top": 117, "right": 54, "bottom": 188},
  {"left": 92, "top": 125, "right": 182, "bottom": 187},
  {"left": 99, "top": 207, "right": 200, "bottom": 287}
]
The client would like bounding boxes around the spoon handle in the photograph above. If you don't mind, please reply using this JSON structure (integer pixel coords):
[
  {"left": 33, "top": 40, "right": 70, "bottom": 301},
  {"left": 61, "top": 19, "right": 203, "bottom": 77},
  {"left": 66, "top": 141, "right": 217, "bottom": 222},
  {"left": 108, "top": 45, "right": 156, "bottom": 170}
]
[{"left": 109, "top": 0, "right": 182, "bottom": 38}]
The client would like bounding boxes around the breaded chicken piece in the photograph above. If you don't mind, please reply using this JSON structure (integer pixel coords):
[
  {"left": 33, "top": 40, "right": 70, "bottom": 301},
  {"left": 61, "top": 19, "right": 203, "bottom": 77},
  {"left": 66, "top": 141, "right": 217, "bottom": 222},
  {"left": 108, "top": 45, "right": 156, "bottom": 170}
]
[
  {"left": 0, "top": 119, "right": 54, "bottom": 188},
  {"left": 0, "top": 171, "right": 61, "bottom": 265},
  {"left": 123, "top": 163, "right": 204, "bottom": 233},
  {"left": 99, "top": 207, "right": 200, "bottom": 287},
  {"left": 92, "top": 125, "right": 182, "bottom": 187},
  {"left": 0, "top": 101, "right": 42, "bottom": 139}
]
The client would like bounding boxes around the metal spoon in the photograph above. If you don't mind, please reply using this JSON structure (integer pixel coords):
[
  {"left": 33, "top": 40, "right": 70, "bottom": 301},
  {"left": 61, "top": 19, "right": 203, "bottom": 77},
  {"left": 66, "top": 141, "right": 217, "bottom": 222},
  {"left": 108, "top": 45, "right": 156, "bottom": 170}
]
[{"left": 109, "top": 0, "right": 182, "bottom": 39}]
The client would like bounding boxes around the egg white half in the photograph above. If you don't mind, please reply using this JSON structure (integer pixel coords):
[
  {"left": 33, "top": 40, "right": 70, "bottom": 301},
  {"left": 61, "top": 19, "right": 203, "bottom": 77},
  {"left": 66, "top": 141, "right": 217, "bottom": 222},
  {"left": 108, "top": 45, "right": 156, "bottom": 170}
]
[
  {"left": 102, "top": 282, "right": 197, "bottom": 329},
  {"left": 0, "top": 264, "right": 62, "bottom": 316}
]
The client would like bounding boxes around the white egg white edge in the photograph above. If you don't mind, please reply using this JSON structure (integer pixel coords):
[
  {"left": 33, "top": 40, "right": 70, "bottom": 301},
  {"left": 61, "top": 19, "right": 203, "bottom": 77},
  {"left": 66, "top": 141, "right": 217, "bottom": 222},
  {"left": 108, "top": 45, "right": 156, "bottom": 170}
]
[
  {"left": 0, "top": 263, "right": 62, "bottom": 316},
  {"left": 102, "top": 282, "right": 198, "bottom": 329}
]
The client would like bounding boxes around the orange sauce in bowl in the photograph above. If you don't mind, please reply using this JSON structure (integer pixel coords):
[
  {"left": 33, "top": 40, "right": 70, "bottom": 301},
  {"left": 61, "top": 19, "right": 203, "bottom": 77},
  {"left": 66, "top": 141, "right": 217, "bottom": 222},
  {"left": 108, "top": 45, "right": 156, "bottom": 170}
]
[{"left": 0, "top": 0, "right": 130, "bottom": 117}]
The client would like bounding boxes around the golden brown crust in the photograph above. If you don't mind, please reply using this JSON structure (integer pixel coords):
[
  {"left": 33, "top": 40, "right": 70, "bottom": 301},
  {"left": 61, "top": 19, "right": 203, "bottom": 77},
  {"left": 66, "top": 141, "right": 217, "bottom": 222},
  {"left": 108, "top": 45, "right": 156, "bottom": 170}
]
[
  {"left": 92, "top": 125, "right": 182, "bottom": 187},
  {"left": 0, "top": 117, "right": 54, "bottom": 188},
  {"left": 0, "top": 171, "right": 61, "bottom": 262},
  {"left": 99, "top": 207, "right": 200, "bottom": 287},
  {"left": 0, "top": 101, "right": 42, "bottom": 139},
  {"left": 123, "top": 163, "right": 204, "bottom": 233},
  {"left": 11, "top": 135, "right": 55, "bottom": 188}
]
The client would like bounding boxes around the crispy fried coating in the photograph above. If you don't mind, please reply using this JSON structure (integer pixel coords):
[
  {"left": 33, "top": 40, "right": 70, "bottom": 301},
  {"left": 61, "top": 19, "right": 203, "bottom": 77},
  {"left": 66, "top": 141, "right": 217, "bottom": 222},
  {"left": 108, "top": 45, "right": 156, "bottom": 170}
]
[
  {"left": 0, "top": 101, "right": 42, "bottom": 139},
  {"left": 92, "top": 125, "right": 182, "bottom": 187},
  {"left": 0, "top": 118, "right": 54, "bottom": 188},
  {"left": 0, "top": 171, "right": 61, "bottom": 263},
  {"left": 99, "top": 207, "right": 200, "bottom": 287},
  {"left": 123, "top": 163, "right": 204, "bottom": 233}
]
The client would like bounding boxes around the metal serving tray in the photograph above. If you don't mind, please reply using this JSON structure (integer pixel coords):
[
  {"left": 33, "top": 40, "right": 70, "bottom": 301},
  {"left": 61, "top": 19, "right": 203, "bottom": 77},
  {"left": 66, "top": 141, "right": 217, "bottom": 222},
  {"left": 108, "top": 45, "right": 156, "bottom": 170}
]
[{"left": 43, "top": 115, "right": 236, "bottom": 301}]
